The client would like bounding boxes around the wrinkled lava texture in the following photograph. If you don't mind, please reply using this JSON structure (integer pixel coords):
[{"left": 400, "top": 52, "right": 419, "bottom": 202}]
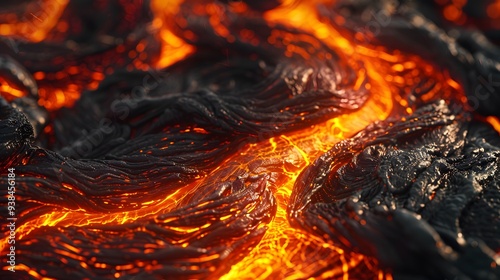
[{"left": 1, "top": 0, "right": 500, "bottom": 279}]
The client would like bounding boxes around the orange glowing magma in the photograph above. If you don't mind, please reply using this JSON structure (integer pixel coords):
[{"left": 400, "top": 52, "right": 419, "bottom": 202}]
[{"left": 0, "top": 0, "right": 465, "bottom": 279}]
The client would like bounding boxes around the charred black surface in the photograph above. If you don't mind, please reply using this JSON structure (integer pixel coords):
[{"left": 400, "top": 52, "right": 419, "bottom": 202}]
[
  {"left": 52, "top": 44, "right": 366, "bottom": 147},
  {"left": 0, "top": 97, "right": 33, "bottom": 161},
  {"left": 289, "top": 101, "right": 500, "bottom": 279},
  {"left": 0, "top": 94, "right": 244, "bottom": 217}
]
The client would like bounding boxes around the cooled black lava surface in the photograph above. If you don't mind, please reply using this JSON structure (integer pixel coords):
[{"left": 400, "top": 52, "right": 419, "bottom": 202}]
[{"left": 289, "top": 101, "right": 500, "bottom": 279}]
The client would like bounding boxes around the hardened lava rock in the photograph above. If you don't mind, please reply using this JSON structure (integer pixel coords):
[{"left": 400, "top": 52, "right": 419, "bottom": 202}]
[{"left": 289, "top": 100, "right": 500, "bottom": 279}]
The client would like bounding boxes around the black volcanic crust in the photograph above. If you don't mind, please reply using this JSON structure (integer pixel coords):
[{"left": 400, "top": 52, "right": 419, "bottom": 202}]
[{"left": 289, "top": 100, "right": 500, "bottom": 279}]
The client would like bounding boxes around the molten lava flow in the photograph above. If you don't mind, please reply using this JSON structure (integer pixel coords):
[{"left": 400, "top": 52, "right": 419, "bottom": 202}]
[
  {"left": 1, "top": 0, "right": 498, "bottom": 279},
  {"left": 218, "top": 3, "right": 465, "bottom": 278}
]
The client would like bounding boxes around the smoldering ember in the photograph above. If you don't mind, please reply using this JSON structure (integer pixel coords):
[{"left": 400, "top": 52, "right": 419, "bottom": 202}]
[{"left": 0, "top": 0, "right": 500, "bottom": 279}]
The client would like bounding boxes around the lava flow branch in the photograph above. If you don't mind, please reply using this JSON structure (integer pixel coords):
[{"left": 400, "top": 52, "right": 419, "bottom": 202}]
[{"left": 0, "top": 0, "right": 500, "bottom": 279}]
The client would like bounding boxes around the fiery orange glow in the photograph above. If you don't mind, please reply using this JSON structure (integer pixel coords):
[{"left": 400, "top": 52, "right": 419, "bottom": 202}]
[
  {"left": 0, "top": 0, "right": 469, "bottom": 279},
  {"left": 0, "top": 0, "right": 68, "bottom": 42},
  {"left": 0, "top": 77, "right": 27, "bottom": 100},
  {"left": 151, "top": 0, "right": 195, "bottom": 68},
  {"left": 488, "top": 1, "right": 500, "bottom": 19},
  {"left": 487, "top": 116, "right": 500, "bottom": 133}
]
